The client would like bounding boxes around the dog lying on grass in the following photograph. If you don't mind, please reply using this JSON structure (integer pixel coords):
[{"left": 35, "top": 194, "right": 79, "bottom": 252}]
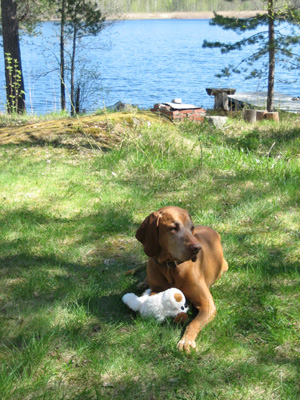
[{"left": 135, "top": 206, "right": 228, "bottom": 352}]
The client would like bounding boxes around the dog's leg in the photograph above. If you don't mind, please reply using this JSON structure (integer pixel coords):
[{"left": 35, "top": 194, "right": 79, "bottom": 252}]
[{"left": 177, "top": 283, "right": 216, "bottom": 352}]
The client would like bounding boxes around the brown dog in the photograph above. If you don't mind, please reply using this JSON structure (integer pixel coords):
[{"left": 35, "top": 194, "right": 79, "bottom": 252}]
[{"left": 135, "top": 206, "right": 228, "bottom": 352}]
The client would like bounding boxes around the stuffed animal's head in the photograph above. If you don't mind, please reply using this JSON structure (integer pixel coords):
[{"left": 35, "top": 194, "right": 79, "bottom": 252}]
[{"left": 162, "top": 288, "right": 189, "bottom": 316}]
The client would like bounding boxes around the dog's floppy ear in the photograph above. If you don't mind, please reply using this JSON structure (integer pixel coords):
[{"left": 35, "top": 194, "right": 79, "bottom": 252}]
[
  {"left": 135, "top": 211, "right": 161, "bottom": 257},
  {"left": 174, "top": 293, "right": 183, "bottom": 303}
]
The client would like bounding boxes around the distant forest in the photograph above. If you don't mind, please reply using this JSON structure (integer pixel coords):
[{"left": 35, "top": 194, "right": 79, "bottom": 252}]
[{"left": 98, "top": 0, "right": 297, "bottom": 13}]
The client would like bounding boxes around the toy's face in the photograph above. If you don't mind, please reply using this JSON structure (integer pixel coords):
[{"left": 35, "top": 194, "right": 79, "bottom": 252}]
[
  {"left": 179, "top": 303, "right": 189, "bottom": 313},
  {"left": 173, "top": 291, "right": 189, "bottom": 313}
]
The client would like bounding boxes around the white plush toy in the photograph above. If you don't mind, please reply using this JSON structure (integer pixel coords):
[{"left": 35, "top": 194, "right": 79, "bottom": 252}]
[{"left": 122, "top": 288, "right": 189, "bottom": 322}]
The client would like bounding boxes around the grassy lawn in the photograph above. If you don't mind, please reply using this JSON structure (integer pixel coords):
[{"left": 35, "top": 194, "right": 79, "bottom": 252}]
[{"left": 0, "top": 111, "right": 299, "bottom": 399}]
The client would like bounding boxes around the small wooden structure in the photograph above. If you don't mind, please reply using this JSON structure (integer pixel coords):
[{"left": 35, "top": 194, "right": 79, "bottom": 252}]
[
  {"left": 206, "top": 88, "right": 236, "bottom": 111},
  {"left": 243, "top": 109, "right": 257, "bottom": 123},
  {"left": 243, "top": 109, "right": 279, "bottom": 123},
  {"left": 152, "top": 100, "right": 206, "bottom": 122}
]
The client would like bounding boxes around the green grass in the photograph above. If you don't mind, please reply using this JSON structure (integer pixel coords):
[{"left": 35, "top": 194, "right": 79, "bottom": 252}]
[
  {"left": 0, "top": 112, "right": 299, "bottom": 399},
  {"left": 0, "top": 110, "right": 70, "bottom": 127}
]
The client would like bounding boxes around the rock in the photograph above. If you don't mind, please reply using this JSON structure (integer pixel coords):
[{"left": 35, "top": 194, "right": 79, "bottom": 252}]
[
  {"left": 205, "top": 116, "right": 228, "bottom": 129},
  {"left": 106, "top": 101, "right": 135, "bottom": 111}
]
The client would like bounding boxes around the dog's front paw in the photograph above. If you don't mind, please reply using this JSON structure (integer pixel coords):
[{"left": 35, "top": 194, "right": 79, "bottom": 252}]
[{"left": 177, "top": 335, "right": 197, "bottom": 353}]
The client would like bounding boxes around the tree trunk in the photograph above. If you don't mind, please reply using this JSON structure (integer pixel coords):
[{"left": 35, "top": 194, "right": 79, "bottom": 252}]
[
  {"left": 267, "top": 0, "right": 275, "bottom": 112},
  {"left": 70, "top": 23, "right": 77, "bottom": 116},
  {"left": 1, "top": 0, "right": 26, "bottom": 114},
  {"left": 75, "top": 84, "right": 80, "bottom": 114},
  {"left": 60, "top": 0, "right": 66, "bottom": 111}
]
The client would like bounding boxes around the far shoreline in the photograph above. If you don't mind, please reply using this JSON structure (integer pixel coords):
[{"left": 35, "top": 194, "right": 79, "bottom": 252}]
[{"left": 120, "top": 11, "right": 265, "bottom": 20}]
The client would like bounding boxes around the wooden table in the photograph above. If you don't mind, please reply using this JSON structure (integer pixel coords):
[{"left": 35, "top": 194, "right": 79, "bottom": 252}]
[{"left": 206, "top": 88, "right": 236, "bottom": 111}]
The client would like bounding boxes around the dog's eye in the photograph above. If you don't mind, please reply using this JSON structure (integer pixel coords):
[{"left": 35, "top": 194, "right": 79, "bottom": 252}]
[
  {"left": 181, "top": 306, "right": 185, "bottom": 310},
  {"left": 191, "top": 225, "right": 195, "bottom": 232},
  {"left": 170, "top": 223, "right": 179, "bottom": 232}
]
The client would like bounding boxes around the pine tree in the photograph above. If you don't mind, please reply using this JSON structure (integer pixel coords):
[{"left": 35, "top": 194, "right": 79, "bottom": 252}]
[
  {"left": 59, "top": 0, "right": 106, "bottom": 115},
  {"left": 203, "top": 1, "right": 300, "bottom": 112}
]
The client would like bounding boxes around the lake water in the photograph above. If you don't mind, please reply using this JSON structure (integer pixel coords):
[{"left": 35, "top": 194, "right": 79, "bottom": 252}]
[{"left": 0, "top": 19, "right": 299, "bottom": 114}]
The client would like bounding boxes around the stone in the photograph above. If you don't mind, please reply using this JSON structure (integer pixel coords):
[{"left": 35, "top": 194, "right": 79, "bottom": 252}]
[
  {"left": 205, "top": 116, "right": 228, "bottom": 129},
  {"left": 106, "top": 101, "right": 135, "bottom": 111}
]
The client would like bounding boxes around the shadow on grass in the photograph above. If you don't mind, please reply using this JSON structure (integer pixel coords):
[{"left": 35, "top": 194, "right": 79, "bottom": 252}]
[
  {"left": 223, "top": 125, "right": 300, "bottom": 153},
  {"left": 23, "top": 133, "right": 113, "bottom": 152},
  {"left": 0, "top": 203, "right": 139, "bottom": 334}
]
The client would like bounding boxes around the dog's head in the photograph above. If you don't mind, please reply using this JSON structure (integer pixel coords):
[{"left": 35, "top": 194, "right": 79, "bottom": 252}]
[{"left": 135, "top": 206, "right": 201, "bottom": 264}]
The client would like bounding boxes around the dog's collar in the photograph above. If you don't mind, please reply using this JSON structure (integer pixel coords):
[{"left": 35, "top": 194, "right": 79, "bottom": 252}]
[{"left": 153, "top": 257, "right": 180, "bottom": 268}]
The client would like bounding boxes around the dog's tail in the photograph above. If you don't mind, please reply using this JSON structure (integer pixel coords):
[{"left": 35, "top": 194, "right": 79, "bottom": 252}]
[{"left": 122, "top": 293, "right": 143, "bottom": 312}]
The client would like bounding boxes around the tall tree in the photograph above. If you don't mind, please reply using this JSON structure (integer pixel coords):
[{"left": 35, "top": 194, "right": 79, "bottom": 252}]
[
  {"left": 61, "top": 0, "right": 106, "bottom": 115},
  {"left": 203, "top": 0, "right": 300, "bottom": 112},
  {"left": 267, "top": 0, "right": 275, "bottom": 111},
  {"left": 60, "top": 0, "right": 66, "bottom": 111},
  {"left": 1, "top": 0, "right": 26, "bottom": 113}
]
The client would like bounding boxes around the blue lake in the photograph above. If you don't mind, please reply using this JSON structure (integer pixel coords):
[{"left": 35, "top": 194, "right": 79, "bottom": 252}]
[{"left": 0, "top": 19, "right": 299, "bottom": 114}]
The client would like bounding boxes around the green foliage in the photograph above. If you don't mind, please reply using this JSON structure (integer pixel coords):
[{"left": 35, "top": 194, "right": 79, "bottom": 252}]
[
  {"left": 234, "top": 129, "right": 261, "bottom": 151},
  {"left": 64, "top": 0, "right": 106, "bottom": 38},
  {"left": 203, "top": 4, "right": 300, "bottom": 81},
  {"left": 16, "top": 0, "right": 55, "bottom": 34},
  {"left": 4, "top": 53, "right": 25, "bottom": 114},
  {"left": 210, "top": 12, "right": 268, "bottom": 32}
]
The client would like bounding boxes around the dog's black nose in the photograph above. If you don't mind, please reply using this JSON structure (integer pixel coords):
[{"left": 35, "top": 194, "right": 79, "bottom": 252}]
[{"left": 189, "top": 243, "right": 201, "bottom": 253}]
